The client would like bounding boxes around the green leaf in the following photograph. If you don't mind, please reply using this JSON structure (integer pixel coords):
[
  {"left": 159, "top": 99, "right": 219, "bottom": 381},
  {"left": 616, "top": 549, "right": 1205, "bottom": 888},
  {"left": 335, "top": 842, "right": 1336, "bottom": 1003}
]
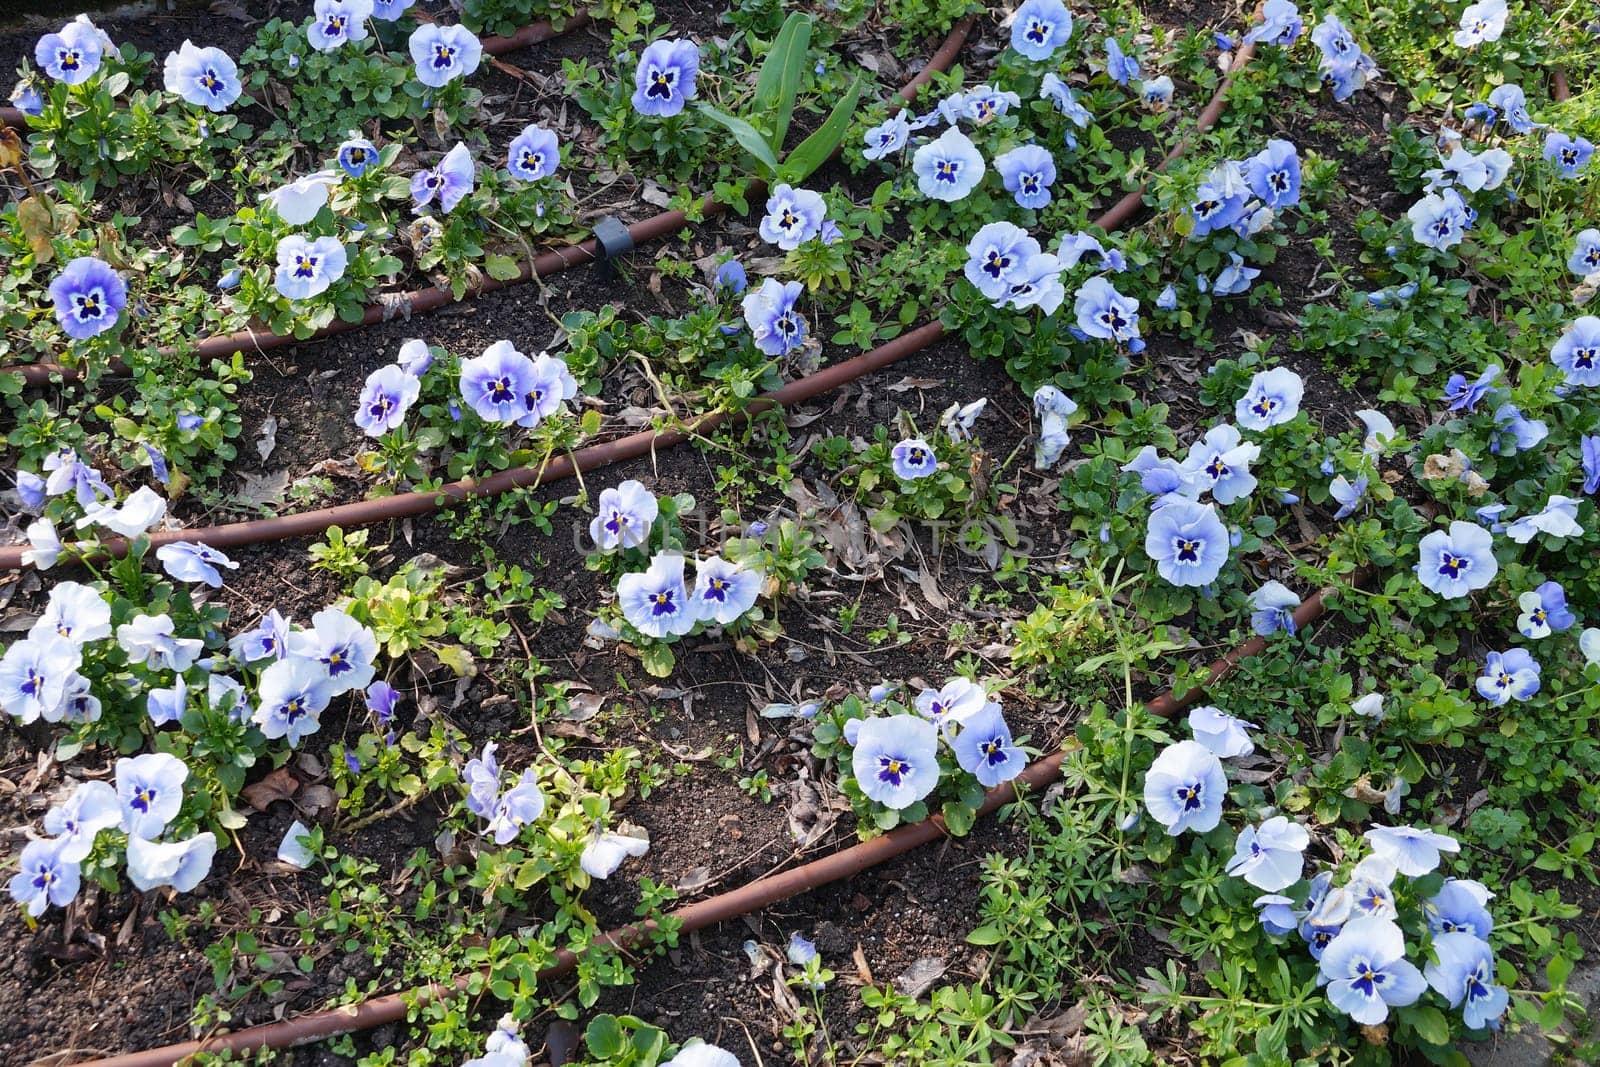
[
  {"left": 752, "top": 12, "right": 812, "bottom": 151},
  {"left": 435, "top": 644, "right": 476, "bottom": 676},
  {"left": 639, "top": 641, "right": 676, "bottom": 678},
  {"left": 699, "top": 104, "right": 781, "bottom": 177},
  {"left": 777, "top": 75, "right": 862, "bottom": 185},
  {"left": 484, "top": 253, "right": 522, "bottom": 281},
  {"left": 965, "top": 925, "right": 1005, "bottom": 946},
  {"left": 942, "top": 799, "right": 976, "bottom": 837}
]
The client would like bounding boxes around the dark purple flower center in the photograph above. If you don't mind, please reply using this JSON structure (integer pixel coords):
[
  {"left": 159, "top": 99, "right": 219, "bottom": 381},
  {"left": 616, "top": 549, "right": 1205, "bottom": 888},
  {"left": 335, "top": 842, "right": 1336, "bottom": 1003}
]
[
  {"left": 1175, "top": 782, "right": 1203, "bottom": 810},
  {"left": 1438, "top": 551, "right": 1470, "bottom": 577},
  {"left": 1572, "top": 346, "right": 1596, "bottom": 369},
  {"left": 488, "top": 375, "right": 516, "bottom": 403},
  {"left": 20, "top": 667, "right": 43, "bottom": 697},
  {"left": 1351, "top": 962, "right": 1386, "bottom": 997},
  {"left": 705, "top": 577, "right": 728, "bottom": 600},
  {"left": 324, "top": 645, "right": 352, "bottom": 675},
  {"left": 1194, "top": 198, "right": 1220, "bottom": 219},
  {"left": 983, "top": 249, "right": 1012, "bottom": 278},
  {"left": 73, "top": 288, "right": 106, "bottom": 320},
  {"left": 431, "top": 44, "right": 456, "bottom": 69},
  {"left": 650, "top": 589, "right": 678, "bottom": 616},
  {"left": 979, "top": 737, "right": 1008, "bottom": 766},
  {"left": 1025, "top": 19, "right": 1050, "bottom": 44},
  {"left": 325, "top": 14, "right": 347, "bottom": 35},
  {"left": 876, "top": 755, "right": 910, "bottom": 787},
  {"left": 131, "top": 786, "right": 156, "bottom": 813},
  {"left": 1251, "top": 395, "right": 1278, "bottom": 417},
  {"left": 646, "top": 67, "right": 677, "bottom": 100},
  {"left": 1269, "top": 169, "right": 1290, "bottom": 193},
  {"left": 935, "top": 159, "right": 961, "bottom": 183},
  {"left": 1175, "top": 537, "right": 1201, "bottom": 563},
  {"left": 200, "top": 69, "right": 223, "bottom": 94},
  {"left": 293, "top": 254, "right": 319, "bottom": 279},
  {"left": 1021, "top": 173, "right": 1041, "bottom": 195},
  {"left": 519, "top": 149, "right": 544, "bottom": 174},
  {"left": 1205, "top": 455, "right": 1229, "bottom": 480}
]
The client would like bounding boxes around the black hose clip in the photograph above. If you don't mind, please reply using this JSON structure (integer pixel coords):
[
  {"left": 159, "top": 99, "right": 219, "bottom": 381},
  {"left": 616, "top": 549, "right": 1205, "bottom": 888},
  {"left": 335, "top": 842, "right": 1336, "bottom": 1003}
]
[{"left": 592, "top": 216, "right": 634, "bottom": 279}]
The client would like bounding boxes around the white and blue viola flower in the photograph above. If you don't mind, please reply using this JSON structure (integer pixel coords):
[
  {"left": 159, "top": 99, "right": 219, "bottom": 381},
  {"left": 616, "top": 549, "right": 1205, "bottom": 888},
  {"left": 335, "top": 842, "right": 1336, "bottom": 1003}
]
[
  {"left": 960, "top": 84, "right": 1021, "bottom": 124},
  {"left": 30, "top": 581, "right": 111, "bottom": 646},
  {"left": 116, "top": 752, "right": 188, "bottom": 840},
  {"left": 514, "top": 352, "right": 578, "bottom": 429},
  {"left": 48, "top": 256, "right": 127, "bottom": 340},
  {"left": 862, "top": 110, "right": 911, "bottom": 161},
  {"left": 372, "top": 0, "right": 411, "bottom": 19},
  {"left": 273, "top": 235, "right": 347, "bottom": 301},
  {"left": 940, "top": 398, "right": 987, "bottom": 441},
  {"left": 1474, "top": 648, "right": 1541, "bottom": 705},
  {"left": 951, "top": 701, "right": 1022, "bottom": 788},
  {"left": 307, "top": 0, "right": 373, "bottom": 52},
  {"left": 44, "top": 780, "right": 121, "bottom": 864},
  {"left": 0, "top": 634, "right": 80, "bottom": 724},
  {"left": 353, "top": 363, "right": 421, "bottom": 437},
  {"left": 1039, "top": 72, "right": 1093, "bottom": 128},
  {"left": 1073, "top": 276, "right": 1140, "bottom": 345},
  {"left": 408, "top": 23, "right": 481, "bottom": 88},
  {"left": 1181, "top": 424, "right": 1260, "bottom": 505},
  {"left": 7, "top": 839, "right": 80, "bottom": 917},
  {"left": 156, "top": 541, "right": 238, "bottom": 588},
  {"left": 1551, "top": 316, "right": 1600, "bottom": 386},
  {"left": 1426, "top": 933, "right": 1508, "bottom": 1031},
  {"left": 850, "top": 713, "right": 940, "bottom": 810},
  {"left": 1318, "top": 917, "right": 1426, "bottom": 1024},
  {"left": 993, "top": 144, "right": 1056, "bottom": 209},
  {"left": 117, "top": 613, "right": 203, "bottom": 672},
  {"left": 231, "top": 609, "right": 292, "bottom": 664},
  {"left": 1234, "top": 367, "right": 1303, "bottom": 430},
  {"left": 460, "top": 340, "right": 536, "bottom": 423},
  {"left": 1516, "top": 581, "right": 1575, "bottom": 639},
  {"left": 962, "top": 222, "right": 1041, "bottom": 302},
  {"left": 485, "top": 770, "right": 546, "bottom": 845},
  {"left": 1453, "top": 0, "right": 1508, "bottom": 48},
  {"left": 337, "top": 136, "right": 380, "bottom": 178},
  {"left": 127, "top": 832, "right": 217, "bottom": 893},
  {"left": 1188, "top": 704, "right": 1257, "bottom": 759},
  {"left": 758, "top": 184, "right": 827, "bottom": 250},
  {"left": 1569, "top": 229, "right": 1600, "bottom": 277},
  {"left": 463, "top": 741, "right": 503, "bottom": 820},
  {"left": 1103, "top": 36, "right": 1140, "bottom": 85},
  {"left": 1544, "top": 131, "right": 1595, "bottom": 178},
  {"left": 411, "top": 142, "right": 475, "bottom": 213},
  {"left": 913, "top": 677, "right": 986, "bottom": 733},
  {"left": 1001, "top": 252, "right": 1067, "bottom": 314},
  {"left": 34, "top": 17, "right": 107, "bottom": 84},
  {"left": 1211, "top": 252, "right": 1260, "bottom": 296},
  {"left": 691, "top": 556, "right": 762, "bottom": 626},
  {"left": 1414, "top": 520, "right": 1497, "bottom": 598},
  {"left": 1505, "top": 495, "right": 1583, "bottom": 545},
  {"left": 1426, "top": 878, "right": 1495, "bottom": 939},
  {"left": 1330, "top": 474, "right": 1368, "bottom": 521},
  {"left": 288, "top": 608, "right": 378, "bottom": 695},
  {"left": 742, "top": 278, "right": 807, "bottom": 356},
  {"left": 619, "top": 552, "right": 698, "bottom": 639},
  {"left": 1487, "top": 83, "right": 1539, "bottom": 134},
  {"left": 162, "top": 41, "right": 241, "bottom": 111},
  {"left": 1407, "top": 188, "right": 1472, "bottom": 251},
  {"left": 890, "top": 438, "right": 938, "bottom": 481},
  {"left": 1143, "top": 739, "right": 1226, "bottom": 835},
  {"left": 1364, "top": 824, "right": 1459, "bottom": 877},
  {"left": 263, "top": 170, "right": 339, "bottom": 225},
  {"left": 506, "top": 123, "right": 559, "bottom": 182},
  {"left": 1009, "top": 0, "right": 1073, "bottom": 61},
  {"left": 253, "top": 655, "right": 335, "bottom": 747},
  {"left": 1226, "top": 815, "right": 1309, "bottom": 891},
  {"left": 1249, "top": 580, "right": 1301, "bottom": 636},
  {"left": 1187, "top": 161, "right": 1249, "bottom": 238},
  {"left": 590, "top": 480, "right": 659, "bottom": 553},
  {"left": 632, "top": 38, "right": 700, "bottom": 117},
  {"left": 77, "top": 485, "right": 167, "bottom": 540},
  {"left": 1244, "top": 0, "right": 1304, "bottom": 46},
  {"left": 1144, "top": 498, "right": 1229, "bottom": 586},
  {"left": 911, "top": 128, "right": 985, "bottom": 202}
]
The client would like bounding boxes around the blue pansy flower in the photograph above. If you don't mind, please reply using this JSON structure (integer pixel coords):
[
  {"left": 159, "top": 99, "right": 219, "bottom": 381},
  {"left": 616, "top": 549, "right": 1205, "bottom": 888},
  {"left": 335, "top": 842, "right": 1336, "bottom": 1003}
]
[
  {"left": 1141, "top": 76, "right": 1174, "bottom": 111},
  {"left": 1245, "top": 0, "right": 1303, "bottom": 45},
  {"left": 914, "top": 678, "right": 986, "bottom": 733},
  {"left": 890, "top": 438, "right": 938, "bottom": 481},
  {"left": 1002, "top": 252, "right": 1067, "bottom": 314},
  {"left": 7, "top": 839, "right": 80, "bottom": 916},
  {"left": 1255, "top": 893, "right": 1301, "bottom": 935},
  {"left": 1235, "top": 367, "right": 1303, "bottom": 429},
  {"left": 632, "top": 38, "right": 700, "bottom": 117},
  {"left": 1507, "top": 495, "right": 1584, "bottom": 544},
  {"left": 1427, "top": 879, "right": 1495, "bottom": 939},
  {"left": 1246, "top": 139, "right": 1301, "bottom": 208},
  {"left": 690, "top": 556, "right": 762, "bottom": 625},
  {"left": 1226, "top": 815, "right": 1308, "bottom": 891},
  {"left": 951, "top": 701, "right": 1023, "bottom": 787},
  {"left": 273, "top": 235, "right": 347, "bottom": 301},
  {"left": 1545, "top": 131, "right": 1595, "bottom": 178},
  {"left": 1212, "top": 252, "right": 1260, "bottom": 296},
  {"left": 1426, "top": 933, "right": 1508, "bottom": 1031},
  {"left": 253, "top": 656, "right": 333, "bottom": 748},
  {"left": 287, "top": 613, "right": 378, "bottom": 695},
  {"left": 1454, "top": 0, "right": 1508, "bottom": 48},
  {"left": 48, "top": 256, "right": 127, "bottom": 340},
  {"left": 307, "top": 0, "right": 374, "bottom": 52},
  {"left": 1442, "top": 364, "right": 1500, "bottom": 411},
  {"left": 1249, "top": 581, "right": 1301, "bottom": 636},
  {"left": 15, "top": 469, "right": 46, "bottom": 510},
  {"left": 11, "top": 84, "right": 44, "bottom": 116},
  {"left": 1103, "top": 37, "right": 1140, "bottom": 85},
  {"left": 34, "top": 18, "right": 106, "bottom": 84},
  {"left": 354, "top": 364, "right": 421, "bottom": 436},
  {"left": 485, "top": 770, "right": 545, "bottom": 845},
  {"left": 1490, "top": 403, "right": 1547, "bottom": 455},
  {"left": 1143, "top": 740, "right": 1226, "bottom": 835},
  {"left": 459, "top": 340, "right": 536, "bottom": 423},
  {"left": 1365, "top": 824, "right": 1460, "bottom": 876},
  {"left": 1319, "top": 918, "right": 1426, "bottom": 1024},
  {"left": 1010, "top": 0, "right": 1073, "bottom": 61},
  {"left": 758, "top": 184, "right": 826, "bottom": 250},
  {"left": 1570, "top": 229, "right": 1600, "bottom": 276},
  {"left": 337, "top": 136, "right": 380, "bottom": 178},
  {"left": 116, "top": 752, "right": 188, "bottom": 840},
  {"left": 862, "top": 110, "right": 911, "bottom": 161},
  {"left": 912, "top": 128, "right": 985, "bottom": 201},
  {"left": 1145, "top": 499, "right": 1229, "bottom": 586},
  {"left": 127, "top": 833, "right": 217, "bottom": 893},
  {"left": 741, "top": 278, "right": 807, "bottom": 356},
  {"left": 1039, "top": 73, "right": 1093, "bottom": 127},
  {"left": 411, "top": 142, "right": 474, "bottom": 213},
  {"left": 993, "top": 144, "right": 1056, "bottom": 209},
  {"left": 43, "top": 781, "right": 121, "bottom": 864},
  {"left": 372, "top": 0, "right": 411, "bottom": 18},
  {"left": 506, "top": 124, "right": 558, "bottom": 182},
  {"left": 619, "top": 552, "right": 697, "bottom": 638},
  {"left": 1188, "top": 162, "right": 1249, "bottom": 237},
  {"left": 590, "top": 480, "right": 658, "bottom": 552},
  {"left": 961, "top": 85, "right": 1021, "bottom": 124},
  {"left": 463, "top": 741, "right": 501, "bottom": 819},
  {"left": 409, "top": 23, "right": 481, "bottom": 88},
  {"left": 1074, "top": 276, "right": 1140, "bottom": 344},
  {"left": 0, "top": 634, "right": 79, "bottom": 724},
  {"left": 1475, "top": 649, "right": 1541, "bottom": 705},
  {"left": 31, "top": 583, "right": 109, "bottom": 647},
  {"left": 1330, "top": 474, "right": 1368, "bottom": 521},
  {"left": 1182, "top": 424, "right": 1260, "bottom": 505},
  {"left": 851, "top": 714, "right": 940, "bottom": 809},
  {"left": 1581, "top": 435, "right": 1600, "bottom": 494},
  {"left": 1552, "top": 315, "right": 1600, "bottom": 386},
  {"left": 1487, "top": 83, "right": 1538, "bottom": 134},
  {"left": 714, "top": 259, "right": 747, "bottom": 295},
  {"left": 1407, "top": 188, "right": 1470, "bottom": 250},
  {"left": 156, "top": 541, "right": 239, "bottom": 588},
  {"left": 1415, "top": 520, "right": 1497, "bottom": 598},
  {"left": 162, "top": 42, "right": 241, "bottom": 111}
]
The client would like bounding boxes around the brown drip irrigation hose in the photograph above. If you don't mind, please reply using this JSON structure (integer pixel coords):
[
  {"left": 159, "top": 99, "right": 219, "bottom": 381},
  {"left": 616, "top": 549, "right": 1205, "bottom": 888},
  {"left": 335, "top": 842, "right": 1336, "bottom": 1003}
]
[
  {"left": 0, "top": 13, "right": 589, "bottom": 130},
  {"left": 79, "top": 574, "right": 1362, "bottom": 1067},
  {"left": 3, "top": 17, "right": 975, "bottom": 387},
  {"left": 0, "top": 27, "right": 1249, "bottom": 572},
  {"left": 43, "top": 23, "right": 1288, "bottom": 1067}
]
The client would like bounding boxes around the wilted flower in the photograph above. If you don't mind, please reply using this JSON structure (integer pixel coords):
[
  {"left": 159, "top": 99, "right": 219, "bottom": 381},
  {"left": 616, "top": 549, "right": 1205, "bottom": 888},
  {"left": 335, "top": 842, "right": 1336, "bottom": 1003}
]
[
  {"left": 1143, "top": 740, "right": 1226, "bottom": 835},
  {"left": 264, "top": 171, "right": 339, "bottom": 225},
  {"left": 127, "top": 833, "right": 217, "bottom": 892},
  {"left": 851, "top": 714, "right": 940, "bottom": 809},
  {"left": 1212, "top": 253, "right": 1260, "bottom": 296},
  {"left": 619, "top": 553, "right": 698, "bottom": 638},
  {"left": 1227, "top": 816, "right": 1309, "bottom": 890},
  {"left": 307, "top": 0, "right": 373, "bottom": 52},
  {"left": 714, "top": 259, "right": 747, "bottom": 295},
  {"left": 253, "top": 655, "right": 334, "bottom": 747},
  {"left": 1040, "top": 73, "right": 1092, "bottom": 128},
  {"left": 1235, "top": 367, "right": 1303, "bottom": 430},
  {"left": 632, "top": 38, "right": 700, "bottom": 117},
  {"left": 1474, "top": 648, "right": 1540, "bottom": 705},
  {"left": 155, "top": 541, "right": 238, "bottom": 588},
  {"left": 580, "top": 825, "right": 650, "bottom": 878},
  {"left": 912, "top": 128, "right": 985, "bottom": 202},
  {"left": 486, "top": 770, "right": 545, "bottom": 844},
  {"left": 116, "top": 752, "right": 188, "bottom": 840},
  {"left": 940, "top": 398, "right": 987, "bottom": 441},
  {"left": 277, "top": 821, "right": 315, "bottom": 869},
  {"left": 1033, "top": 384, "right": 1077, "bottom": 469},
  {"left": 1414, "top": 521, "right": 1497, "bottom": 598},
  {"left": 1140, "top": 76, "right": 1174, "bottom": 111},
  {"left": 1486, "top": 83, "right": 1538, "bottom": 134},
  {"left": 1103, "top": 37, "right": 1140, "bottom": 85},
  {"left": 591, "top": 480, "right": 658, "bottom": 552},
  {"left": 48, "top": 256, "right": 127, "bottom": 340},
  {"left": 951, "top": 702, "right": 1022, "bottom": 787},
  {"left": 1010, "top": 0, "right": 1073, "bottom": 60},
  {"left": 1255, "top": 893, "right": 1301, "bottom": 935},
  {"left": 411, "top": 142, "right": 474, "bottom": 212},
  {"left": 1188, "top": 704, "right": 1257, "bottom": 758},
  {"left": 463, "top": 741, "right": 502, "bottom": 819},
  {"left": 506, "top": 123, "right": 559, "bottom": 182},
  {"left": 7, "top": 839, "right": 80, "bottom": 916},
  {"left": 163, "top": 42, "right": 241, "bottom": 111},
  {"left": 409, "top": 23, "right": 481, "bottom": 87},
  {"left": 1365, "top": 824, "right": 1460, "bottom": 877},
  {"left": 1145, "top": 499, "right": 1229, "bottom": 586},
  {"left": 741, "top": 278, "right": 807, "bottom": 356},
  {"left": 1249, "top": 581, "right": 1301, "bottom": 636},
  {"left": 758, "top": 184, "right": 826, "bottom": 250},
  {"left": 1352, "top": 692, "right": 1385, "bottom": 721},
  {"left": 1426, "top": 933, "right": 1508, "bottom": 1030},
  {"left": 994, "top": 144, "right": 1056, "bottom": 209},
  {"left": 231, "top": 609, "right": 291, "bottom": 663},
  {"left": 1319, "top": 917, "right": 1425, "bottom": 1024},
  {"left": 1516, "top": 581, "right": 1575, "bottom": 638},
  {"left": 273, "top": 235, "right": 347, "bottom": 301}
]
